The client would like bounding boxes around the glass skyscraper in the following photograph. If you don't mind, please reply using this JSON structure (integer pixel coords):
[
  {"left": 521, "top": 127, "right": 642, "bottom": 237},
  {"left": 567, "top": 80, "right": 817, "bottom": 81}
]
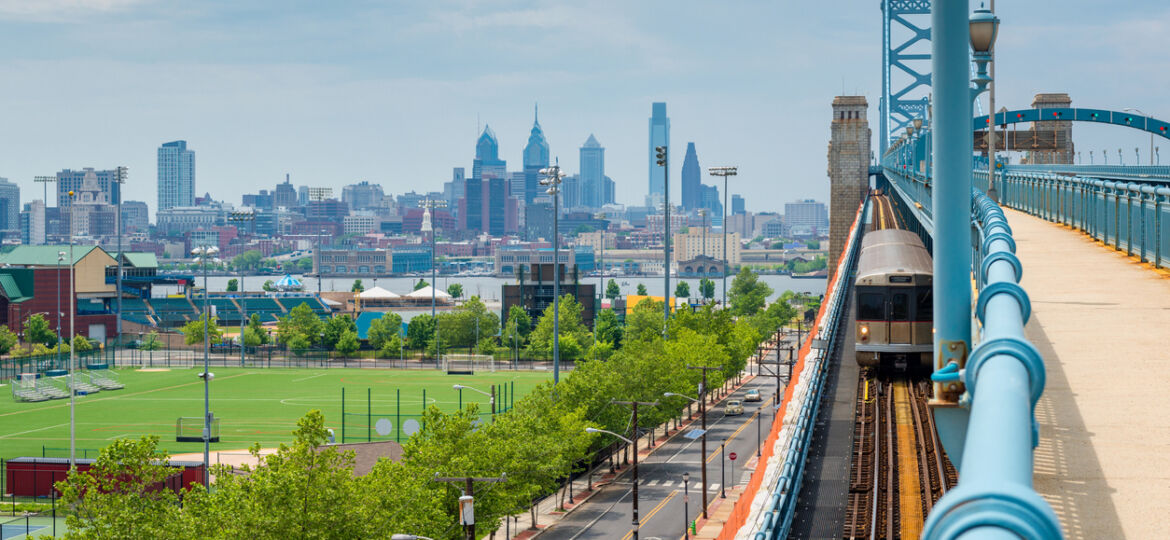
[
  {"left": 157, "top": 140, "right": 195, "bottom": 211},
  {"left": 579, "top": 134, "right": 605, "bottom": 209},
  {"left": 647, "top": 102, "right": 669, "bottom": 206},
  {"left": 523, "top": 105, "right": 550, "bottom": 204},
  {"left": 680, "top": 142, "right": 700, "bottom": 210}
]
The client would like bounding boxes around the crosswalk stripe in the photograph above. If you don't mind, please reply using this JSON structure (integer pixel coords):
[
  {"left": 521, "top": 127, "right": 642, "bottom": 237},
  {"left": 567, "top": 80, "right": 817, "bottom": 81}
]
[
  {"left": 661, "top": 480, "right": 674, "bottom": 487},
  {"left": 709, "top": 483, "right": 720, "bottom": 491},
  {"left": 646, "top": 479, "right": 659, "bottom": 486}
]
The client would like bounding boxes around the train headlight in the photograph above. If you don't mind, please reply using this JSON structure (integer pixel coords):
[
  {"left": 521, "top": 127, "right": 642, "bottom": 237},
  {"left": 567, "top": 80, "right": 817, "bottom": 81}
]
[{"left": 860, "top": 325, "right": 869, "bottom": 341}]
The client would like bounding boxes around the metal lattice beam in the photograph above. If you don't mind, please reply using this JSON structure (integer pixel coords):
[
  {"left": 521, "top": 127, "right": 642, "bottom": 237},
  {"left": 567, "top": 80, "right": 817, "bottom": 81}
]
[{"left": 881, "top": 0, "right": 932, "bottom": 153}]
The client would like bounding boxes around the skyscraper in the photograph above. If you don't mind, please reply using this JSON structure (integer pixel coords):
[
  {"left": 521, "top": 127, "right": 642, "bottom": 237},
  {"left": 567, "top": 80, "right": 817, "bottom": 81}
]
[
  {"left": 274, "top": 175, "right": 298, "bottom": 208},
  {"left": 680, "top": 142, "right": 700, "bottom": 210},
  {"left": 473, "top": 125, "right": 506, "bottom": 181},
  {"left": 579, "top": 134, "right": 605, "bottom": 209},
  {"left": 56, "top": 168, "right": 121, "bottom": 209},
  {"left": 157, "top": 140, "right": 195, "bottom": 211},
  {"left": 0, "top": 178, "right": 20, "bottom": 232},
  {"left": 647, "top": 102, "right": 669, "bottom": 206},
  {"left": 523, "top": 105, "right": 550, "bottom": 204},
  {"left": 732, "top": 194, "right": 745, "bottom": 215}
]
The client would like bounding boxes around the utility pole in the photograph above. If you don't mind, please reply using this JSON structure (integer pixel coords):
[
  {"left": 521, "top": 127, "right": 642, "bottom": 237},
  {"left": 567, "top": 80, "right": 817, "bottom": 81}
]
[
  {"left": 613, "top": 400, "right": 659, "bottom": 540},
  {"left": 687, "top": 365, "right": 720, "bottom": 519},
  {"left": 433, "top": 474, "right": 506, "bottom": 540}
]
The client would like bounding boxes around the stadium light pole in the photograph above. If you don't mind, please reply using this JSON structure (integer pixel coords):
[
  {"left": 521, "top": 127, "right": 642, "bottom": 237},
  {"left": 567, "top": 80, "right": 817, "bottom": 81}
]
[
  {"left": 57, "top": 252, "right": 65, "bottom": 371},
  {"left": 707, "top": 167, "right": 737, "bottom": 308},
  {"left": 113, "top": 166, "right": 127, "bottom": 357},
  {"left": 227, "top": 211, "right": 255, "bottom": 366},
  {"left": 420, "top": 198, "right": 447, "bottom": 365},
  {"left": 192, "top": 244, "right": 220, "bottom": 487},
  {"left": 67, "top": 191, "right": 76, "bottom": 468},
  {"left": 595, "top": 212, "right": 607, "bottom": 304},
  {"left": 540, "top": 162, "right": 567, "bottom": 384},
  {"left": 655, "top": 146, "right": 670, "bottom": 337}
]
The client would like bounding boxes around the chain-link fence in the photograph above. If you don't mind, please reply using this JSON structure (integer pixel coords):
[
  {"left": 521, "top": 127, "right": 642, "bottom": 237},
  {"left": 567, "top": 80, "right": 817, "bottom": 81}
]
[{"left": 339, "top": 382, "right": 517, "bottom": 444}]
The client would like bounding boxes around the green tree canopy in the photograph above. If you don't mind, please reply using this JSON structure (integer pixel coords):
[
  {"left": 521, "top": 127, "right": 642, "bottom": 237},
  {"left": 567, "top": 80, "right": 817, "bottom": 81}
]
[
  {"left": 277, "top": 302, "right": 324, "bottom": 347},
  {"left": 407, "top": 314, "right": 435, "bottom": 351},
  {"left": 675, "top": 281, "right": 691, "bottom": 299},
  {"left": 728, "top": 267, "right": 773, "bottom": 316},
  {"left": 699, "top": 277, "right": 716, "bottom": 300},
  {"left": 624, "top": 298, "right": 666, "bottom": 346},
  {"left": 25, "top": 313, "right": 57, "bottom": 347},
  {"left": 447, "top": 283, "right": 463, "bottom": 299},
  {"left": 526, "top": 295, "right": 592, "bottom": 361},
  {"left": 367, "top": 312, "right": 403, "bottom": 350},
  {"left": 502, "top": 305, "right": 532, "bottom": 350},
  {"left": 636, "top": 283, "right": 648, "bottom": 295},
  {"left": 593, "top": 308, "right": 623, "bottom": 349},
  {"left": 438, "top": 296, "right": 499, "bottom": 353},
  {"left": 262, "top": 280, "right": 275, "bottom": 292},
  {"left": 226, "top": 278, "right": 238, "bottom": 292},
  {"left": 0, "top": 325, "right": 17, "bottom": 354},
  {"left": 351, "top": 279, "right": 364, "bottom": 293},
  {"left": 335, "top": 330, "right": 360, "bottom": 356},
  {"left": 605, "top": 279, "right": 621, "bottom": 299},
  {"left": 322, "top": 315, "right": 358, "bottom": 349},
  {"left": 232, "top": 250, "right": 264, "bottom": 271},
  {"left": 180, "top": 314, "right": 223, "bottom": 346},
  {"left": 414, "top": 279, "right": 428, "bottom": 291}
]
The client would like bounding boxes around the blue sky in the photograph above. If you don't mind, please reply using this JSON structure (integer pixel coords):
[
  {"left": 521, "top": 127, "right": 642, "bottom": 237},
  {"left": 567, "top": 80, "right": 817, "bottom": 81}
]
[{"left": 1, "top": 0, "right": 1168, "bottom": 215}]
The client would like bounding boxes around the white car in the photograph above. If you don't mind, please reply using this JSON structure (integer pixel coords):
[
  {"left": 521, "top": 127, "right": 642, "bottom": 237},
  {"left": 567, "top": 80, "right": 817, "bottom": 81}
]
[{"left": 725, "top": 400, "right": 744, "bottom": 416}]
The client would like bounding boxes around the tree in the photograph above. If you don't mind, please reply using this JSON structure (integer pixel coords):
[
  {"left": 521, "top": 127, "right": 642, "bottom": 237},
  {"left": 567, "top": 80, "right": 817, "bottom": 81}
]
[
  {"left": 0, "top": 325, "right": 16, "bottom": 354},
  {"left": 262, "top": 280, "right": 275, "bottom": 292},
  {"left": 437, "top": 296, "right": 499, "bottom": 353},
  {"left": 232, "top": 249, "right": 264, "bottom": 271},
  {"left": 414, "top": 279, "right": 428, "bottom": 291},
  {"left": 181, "top": 314, "right": 223, "bottom": 346},
  {"left": 624, "top": 298, "right": 665, "bottom": 345},
  {"left": 636, "top": 283, "right": 648, "bottom": 296},
  {"left": 447, "top": 283, "right": 463, "bottom": 299},
  {"left": 805, "top": 240, "right": 820, "bottom": 250},
  {"left": 407, "top": 314, "right": 435, "bottom": 351},
  {"left": 593, "top": 308, "right": 623, "bottom": 349},
  {"left": 226, "top": 278, "right": 238, "bottom": 292},
  {"left": 140, "top": 331, "right": 163, "bottom": 351},
  {"left": 25, "top": 313, "right": 57, "bottom": 347},
  {"left": 605, "top": 279, "right": 621, "bottom": 299},
  {"left": 351, "top": 279, "right": 364, "bottom": 293},
  {"left": 322, "top": 315, "right": 357, "bottom": 349},
  {"left": 335, "top": 330, "right": 360, "bottom": 356},
  {"left": 277, "top": 302, "right": 324, "bottom": 347},
  {"left": 675, "top": 281, "right": 691, "bottom": 299},
  {"left": 379, "top": 334, "right": 403, "bottom": 357},
  {"left": 728, "top": 267, "right": 773, "bottom": 316},
  {"left": 503, "top": 305, "right": 531, "bottom": 352},
  {"left": 72, "top": 335, "right": 93, "bottom": 352},
  {"left": 246, "top": 313, "right": 269, "bottom": 345},
  {"left": 367, "top": 312, "right": 403, "bottom": 350},
  {"left": 526, "top": 295, "right": 592, "bottom": 361},
  {"left": 699, "top": 278, "right": 716, "bottom": 301}
]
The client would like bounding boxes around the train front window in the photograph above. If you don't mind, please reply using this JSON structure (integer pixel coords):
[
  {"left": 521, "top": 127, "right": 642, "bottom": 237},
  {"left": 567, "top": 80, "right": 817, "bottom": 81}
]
[
  {"left": 858, "top": 293, "right": 885, "bottom": 320},
  {"left": 891, "top": 293, "right": 909, "bottom": 321},
  {"left": 916, "top": 288, "right": 933, "bottom": 320}
]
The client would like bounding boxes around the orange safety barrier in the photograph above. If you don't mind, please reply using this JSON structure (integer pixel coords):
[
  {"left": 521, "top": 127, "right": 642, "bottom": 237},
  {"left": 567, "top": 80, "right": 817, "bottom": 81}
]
[{"left": 714, "top": 198, "right": 866, "bottom": 540}]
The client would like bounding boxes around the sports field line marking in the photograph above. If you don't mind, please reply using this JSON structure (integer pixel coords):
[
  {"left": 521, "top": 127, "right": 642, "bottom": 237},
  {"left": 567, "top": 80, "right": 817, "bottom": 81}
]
[
  {"left": 106, "top": 433, "right": 133, "bottom": 441},
  {"left": 0, "top": 371, "right": 256, "bottom": 419},
  {"left": 291, "top": 372, "right": 329, "bottom": 383},
  {"left": 0, "top": 422, "right": 67, "bottom": 439}
]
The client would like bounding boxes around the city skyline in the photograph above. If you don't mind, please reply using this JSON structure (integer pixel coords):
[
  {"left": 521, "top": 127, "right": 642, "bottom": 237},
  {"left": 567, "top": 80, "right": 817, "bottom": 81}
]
[{"left": 0, "top": 1, "right": 1166, "bottom": 216}]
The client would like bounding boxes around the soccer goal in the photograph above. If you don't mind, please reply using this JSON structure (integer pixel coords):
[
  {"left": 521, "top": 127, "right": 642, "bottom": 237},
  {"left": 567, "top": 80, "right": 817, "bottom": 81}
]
[
  {"left": 176, "top": 416, "right": 221, "bottom": 443},
  {"left": 442, "top": 354, "right": 494, "bottom": 375}
]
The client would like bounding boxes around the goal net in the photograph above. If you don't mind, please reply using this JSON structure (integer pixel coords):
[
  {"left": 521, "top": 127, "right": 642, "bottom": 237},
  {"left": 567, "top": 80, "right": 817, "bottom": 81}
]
[
  {"left": 176, "top": 416, "right": 221, "bottom": 443},
  {"left": 442, "top": 354, "right": 494, "bottom": 375}
]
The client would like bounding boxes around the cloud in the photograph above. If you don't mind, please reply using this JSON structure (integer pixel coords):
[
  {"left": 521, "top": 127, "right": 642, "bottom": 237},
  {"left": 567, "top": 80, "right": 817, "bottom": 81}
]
[{"left": 0, "top": 0, "right": 148, "bottom": 20}]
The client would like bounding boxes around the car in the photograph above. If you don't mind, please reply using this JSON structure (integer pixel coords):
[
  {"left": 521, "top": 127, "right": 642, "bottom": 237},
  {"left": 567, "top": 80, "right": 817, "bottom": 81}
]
[
  {"left": 744, "top": 389, "right": 762, "bottom": 402},
  {"left": 725, "top": 400, "right": 744, "bottom": 416}
]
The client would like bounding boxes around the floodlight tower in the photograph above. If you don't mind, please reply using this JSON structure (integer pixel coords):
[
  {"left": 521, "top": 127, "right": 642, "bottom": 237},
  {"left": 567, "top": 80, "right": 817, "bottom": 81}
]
[
  {"left": 419, "top": 197, "right": 447, "bottom": 363},
  {"left": 540, "top": 162, "right": 567, "bottom": 383}
]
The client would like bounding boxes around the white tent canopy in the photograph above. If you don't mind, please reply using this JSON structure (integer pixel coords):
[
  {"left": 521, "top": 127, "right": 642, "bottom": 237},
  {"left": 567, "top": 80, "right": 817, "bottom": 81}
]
[
  {"left": 405, "top": 285, "right": 451, "bottom": 299},
  {"left": 357, "top": 286, "right": 399, "bottom": 299}
]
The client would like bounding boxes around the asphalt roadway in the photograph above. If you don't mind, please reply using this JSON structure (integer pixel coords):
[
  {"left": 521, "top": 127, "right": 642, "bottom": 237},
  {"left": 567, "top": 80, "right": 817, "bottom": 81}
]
[{"left": 539, "top": 335, "right": 799, "bottom": 540}]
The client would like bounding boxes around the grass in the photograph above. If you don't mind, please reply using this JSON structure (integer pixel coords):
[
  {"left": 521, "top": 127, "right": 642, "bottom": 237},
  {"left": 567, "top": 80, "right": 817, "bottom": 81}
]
[{"left": 0, "top": 367, "right": 552, "bottom": 461}]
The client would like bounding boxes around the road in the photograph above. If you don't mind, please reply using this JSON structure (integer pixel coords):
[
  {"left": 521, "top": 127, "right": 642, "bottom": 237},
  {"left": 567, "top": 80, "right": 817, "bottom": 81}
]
[{"left": 539, "top": 333, "right": 799, "bottom": 540}]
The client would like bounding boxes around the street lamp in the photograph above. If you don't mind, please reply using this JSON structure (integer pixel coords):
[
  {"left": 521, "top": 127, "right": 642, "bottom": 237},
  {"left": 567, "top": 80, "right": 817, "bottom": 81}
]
[
  {"left": 595, "top": 212, "right": 607, "bottom": 304},
  {"left": 586, "top": 426, "right": 645, "bottom": 539},
  {"left": 227, "top": 211, "right": 255, "bottom": 366},
  {"left": 419, "top": 198, "right": 447, "bottom": 365},
  {"left": 191, "top": 244, "right": 220, "bottom": 487},
  {"left": 66, "top": 189, "right": 77, "bottom": 468},
  {"left": 452, "top": 384, "right": 495, "bottom": 419},
  {"left": 539, "top": 163, "right": 566, "bottom": 384},
  {"left": 707, "top": 167, "right": 737, "bottom": 308},
  {"left": 665, "top": 390, "right": 709, "bottom": 518},
  {"left": 112, "top": 166, "right": 127, "bottom": 358},
  {"left": 682, "top": 471, "right": 691, "bottom": 539},
  {"left": 1123, "top": 108, "right": 1154, "bottom": 165},
  {"left": 56, "top": 252, "right": 65, "bottom": 371}
]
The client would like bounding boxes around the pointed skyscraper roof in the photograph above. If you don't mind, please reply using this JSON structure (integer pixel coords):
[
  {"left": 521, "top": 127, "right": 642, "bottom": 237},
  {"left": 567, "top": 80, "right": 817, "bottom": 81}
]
[
  {"left": 534, "top": 103, "right": 541, "bottom": 128},
  {"left": 583, "top": 134, "right": 601, "bottom": 148}
]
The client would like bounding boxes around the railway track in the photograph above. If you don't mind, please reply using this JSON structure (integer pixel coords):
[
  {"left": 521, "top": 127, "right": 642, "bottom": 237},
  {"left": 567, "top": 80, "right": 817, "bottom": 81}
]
[{"left": 843, "top": 375, "right": 957, "bottom": 539}]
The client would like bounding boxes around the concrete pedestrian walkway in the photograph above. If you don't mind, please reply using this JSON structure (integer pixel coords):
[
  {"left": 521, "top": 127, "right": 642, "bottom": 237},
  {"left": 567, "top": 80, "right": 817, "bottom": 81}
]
[{"left": 1007, "top": 209, "right": 1170, "bottom": 540}]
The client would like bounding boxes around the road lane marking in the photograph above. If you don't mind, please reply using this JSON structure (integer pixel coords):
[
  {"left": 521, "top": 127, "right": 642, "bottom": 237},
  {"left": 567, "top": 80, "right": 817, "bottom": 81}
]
[{"left": 620, "top": 489, "right": 677, "bottom": 540}]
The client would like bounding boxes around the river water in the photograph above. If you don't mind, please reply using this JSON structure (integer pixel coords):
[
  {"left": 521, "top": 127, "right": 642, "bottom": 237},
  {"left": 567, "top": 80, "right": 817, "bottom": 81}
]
[{"left": 169, "top": 274, "right": 827, "bottom": 303}]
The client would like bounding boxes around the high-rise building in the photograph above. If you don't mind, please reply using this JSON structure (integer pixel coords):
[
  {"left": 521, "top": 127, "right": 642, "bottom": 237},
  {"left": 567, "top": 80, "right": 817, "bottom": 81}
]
[
  {"left": 157, "top": 141, "right": 195, "bottom": 211},
  {"left": 699, "top": 184, "right": 723, "bottom": 228},
  {"left": 648, "top": 102, "right": 670, "bottom": 203},
  {"left": 561, "top": 175, "right": 581, "bottom": 209},
  {"left": 0, "top": 178, "right": 20, "bottom": 232},
  {"left": 56, "top": 168, "right": 121, "bottom": 209},
  {"left": 473, "top": 125, "right": 506, "bottom": 181},
  {"left": 680, "top": 142, "right": 701, "bottom": 210},
  {"left": 274, "top": 175, "right": 298, "bottom": 208},
  {"left": 342, "top": 180, "right": 384, "bottom": 211},
  {"left": 732, "top": 194, "right": 745, "bottom": 215},
  {"left": 121, "top": 201, "right": 150, "bottom": 232},
  {"left": 828, "top": 96, "right": 871, "bottom": 264},
  {"left": 579, "top": 134, "right": 606, "bottom": 209},
  {"left": 522, "top": 106, "right": 550, "bottom": 204},
  {"left": 20, "top": 200, "right": 45, "bottom": 245},
  {"left": 784, "top": 199, "right": 829, "bottom": 235}
]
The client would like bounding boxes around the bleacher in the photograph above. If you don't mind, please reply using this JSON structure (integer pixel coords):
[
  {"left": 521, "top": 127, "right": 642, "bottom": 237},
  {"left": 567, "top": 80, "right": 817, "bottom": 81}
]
[
  {"left": 210, "top": 299, "right": 244, "bottom": 325},
  {"left": 137, "top": 294, "right": 332, "bottom": 329}
]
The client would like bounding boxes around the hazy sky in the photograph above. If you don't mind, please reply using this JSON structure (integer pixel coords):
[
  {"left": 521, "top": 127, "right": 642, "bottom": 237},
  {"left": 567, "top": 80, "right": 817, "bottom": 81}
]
[{"left": 1, "top": 1, "right": 1167, "bottom": 216}]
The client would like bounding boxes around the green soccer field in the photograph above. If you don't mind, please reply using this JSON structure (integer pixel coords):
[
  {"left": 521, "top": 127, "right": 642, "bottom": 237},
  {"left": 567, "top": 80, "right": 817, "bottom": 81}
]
[{"left": 0, "top": 367, "right": 552, "bottom": 461}]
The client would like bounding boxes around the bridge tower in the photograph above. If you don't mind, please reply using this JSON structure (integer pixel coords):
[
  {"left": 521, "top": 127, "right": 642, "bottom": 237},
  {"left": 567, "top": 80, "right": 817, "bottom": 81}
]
[
  {"left": 1027, "top": 93, "right": 1074, "bottom": 164},
  {"left": 828, "top": 96, "right": 871, "bottom": 265}
]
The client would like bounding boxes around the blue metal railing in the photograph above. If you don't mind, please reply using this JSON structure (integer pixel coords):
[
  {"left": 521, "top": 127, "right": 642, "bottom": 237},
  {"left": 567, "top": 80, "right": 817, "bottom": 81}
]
[
  {"left": 1005, "top": 164, "right": 1170, "bottom": 183},
  {"left": 982, "top": 169, "right": 1170, "bottom": 269},
  {"left": 748, "top": 196, "right": 867, "bottom": 540}
]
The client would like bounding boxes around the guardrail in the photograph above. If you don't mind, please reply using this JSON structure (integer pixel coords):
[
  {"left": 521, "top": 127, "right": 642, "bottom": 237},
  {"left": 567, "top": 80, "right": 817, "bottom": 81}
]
[
  {"left": 980, "top": 169, "right": 1170, "bottom": 269},
  {"left": 1004, "top": 163, "right": 1170, "bottom": 182},
  {"left": 724, "top": 195, "right": 867, "bottom": 540}
]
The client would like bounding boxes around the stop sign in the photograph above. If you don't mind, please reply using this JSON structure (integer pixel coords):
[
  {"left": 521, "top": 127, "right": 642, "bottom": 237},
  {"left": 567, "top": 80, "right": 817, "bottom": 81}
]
[{"left": 729, "top": 452, "right": 738, "bottom": 461}]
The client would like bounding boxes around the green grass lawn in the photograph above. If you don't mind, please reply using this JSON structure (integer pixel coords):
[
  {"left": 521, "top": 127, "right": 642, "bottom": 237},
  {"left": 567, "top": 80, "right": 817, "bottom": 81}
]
[{"left": 0, "top": 367, "right": 552, "bottom": 461}]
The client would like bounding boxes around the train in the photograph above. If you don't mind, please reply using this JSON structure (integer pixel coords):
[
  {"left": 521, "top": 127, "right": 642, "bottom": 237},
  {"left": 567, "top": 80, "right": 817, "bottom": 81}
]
[{"left": 854, "top": 228, "right": 933, "bottom": 371}]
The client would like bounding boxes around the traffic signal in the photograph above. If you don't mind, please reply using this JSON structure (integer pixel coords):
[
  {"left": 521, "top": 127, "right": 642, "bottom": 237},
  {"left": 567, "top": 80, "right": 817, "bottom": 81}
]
[{"left": 655, "top": 146, "right": 667, "bottom": 167}]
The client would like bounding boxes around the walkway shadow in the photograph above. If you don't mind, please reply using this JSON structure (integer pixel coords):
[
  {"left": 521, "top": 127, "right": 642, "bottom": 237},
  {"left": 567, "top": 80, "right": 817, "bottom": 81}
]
[{"left": 1027, "top": 316, "right": 1124, "bottom": 540}]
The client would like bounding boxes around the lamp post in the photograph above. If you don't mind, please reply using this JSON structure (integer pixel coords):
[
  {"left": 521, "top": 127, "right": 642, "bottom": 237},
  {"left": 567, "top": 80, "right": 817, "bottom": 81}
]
[
  {"left": 66, "top": 190, "right": 76, "bottom": 468},
  {"left": 654, "top": 147, "right": 673, "bottom": 336},
  {"left": 539, "top": 163, "right": 566, "bottom": 383},
  {"left": 587, "top": 399, "right": 657, "bottom": 540},
  {"left": 707, "top": 167, "right": 737, "bottom": 308},
  {"left": 227, "top": 211, "right": 255, "bottom": 366},
  {"left": 595, "top": 212, "right": 607, "bottom": 304},
  {"left": 720, "top": 438, "right": 727, "bottom": 498},
  {"left": 1123, "top": 108, "right": 1154, "bottom": 165},
  {"left": 113, "top": 166, "right": 127, "bottom": 358},
  {"left": 683, "top": 471, "right": 691, "bottom": 539},
  {"left": 453, "top": 383, "right": 495, "bottom": 420},
  {"left": 191, "top": 244, "right": 220, "bottom": 487},
  {"left": 419, "top": 198, "right": 447, "bottom": 365},
  {"left": 669, "top": 365, "right": 713, "bottom": 519},
  {"left": 57, "top": 252, "right": 65, "bottom": 372}
]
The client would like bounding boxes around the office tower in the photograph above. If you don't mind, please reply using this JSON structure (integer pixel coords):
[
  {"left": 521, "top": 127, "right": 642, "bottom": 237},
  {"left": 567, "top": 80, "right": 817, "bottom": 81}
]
[
  {"left": 828, "top": 96, "right": 871, "bottom": 264},
  {"left": 56, "top": 168, "right": 121, "bottom": 209},
  {"left": 274, "top": 175, "right": 298, "bottom": 208},
  {"left": 297, "top": 185, "right": 310, "bottom": 206},
  {"left": 680, "top": 142, "right": 700, "bottom": 210},
  {"left": 486, "top": 177, "right": 507, "bottom": 236},
  {"left": 699, "top": 184, "right": 723, "bottom": 228},
  {"left": 579, "top": 134, "right": 605, "bottom": 209},
  {"left": 342, "top": 180, "right": 385, "bottom": 211},
  {"left": 783, "top": 199, "right": 829, "bottom": 235},
  {"left": 648, "top": 102, "right": 669, "bottom": 202},
  {"left": 20, "top": 200, "right": 45, "bottom": 244},
  {"left": 602, "top": 176, "right": 615, "bottom": 206},
  {"left": 732, "top": 194, "right": 745, "bottom": 215},
  {"left": 561, "top": 174, "right": 581, "bottom": 209},
  {"left": 121, "top": 201, "right": 150, "bottom": 232},
  {"left": 0, "top": 178, "right": 19, "bottom": 231},
  {"left": 157, "top": 141, "right": 195, "bottom": 211},
  {"left": 523, "top": 105, "right": 550, "bottom": 204},
  {"left": 473, "top": 125, "right": 506, "bottom": 181}
]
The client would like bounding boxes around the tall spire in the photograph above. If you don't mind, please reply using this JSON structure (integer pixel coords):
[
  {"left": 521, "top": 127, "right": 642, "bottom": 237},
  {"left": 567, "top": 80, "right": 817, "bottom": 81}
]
[{"left": 534, "top": 102, "right": 540, "bottom": 127}]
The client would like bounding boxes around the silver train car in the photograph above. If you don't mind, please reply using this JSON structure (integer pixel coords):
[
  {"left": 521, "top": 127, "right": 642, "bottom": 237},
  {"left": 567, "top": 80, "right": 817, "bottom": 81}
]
[{"left": 854, "top": 229, "right": 933, "bottom": 371}]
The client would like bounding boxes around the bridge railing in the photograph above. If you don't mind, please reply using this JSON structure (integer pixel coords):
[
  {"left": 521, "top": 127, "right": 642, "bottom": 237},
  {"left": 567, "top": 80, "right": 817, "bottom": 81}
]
[
  {"left": 1004, "top": 164, "right": 1170, "bottom": 182},
  {"left": 984, "top": 169, "right": 1170, "bottom": 269}
]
